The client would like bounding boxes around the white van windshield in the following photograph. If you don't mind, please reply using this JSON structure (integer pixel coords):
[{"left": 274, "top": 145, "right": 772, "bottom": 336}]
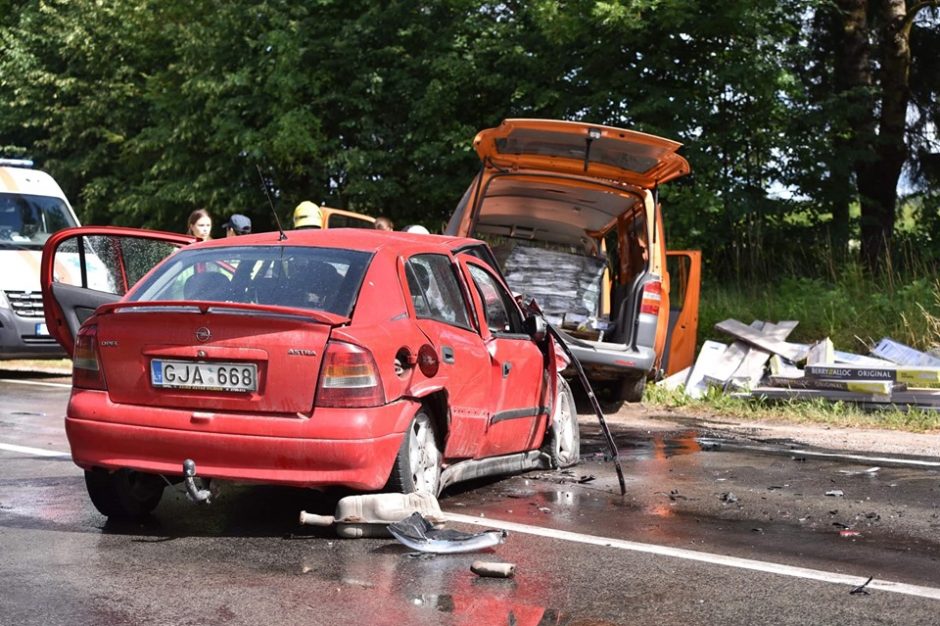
[{"left": 0, "top": 192, "right": 77, "bottom": 248}]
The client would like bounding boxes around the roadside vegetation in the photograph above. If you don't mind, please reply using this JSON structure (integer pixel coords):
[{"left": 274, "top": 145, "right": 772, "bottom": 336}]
[
  {"left": 652, "top": 239, "right": 940, "bottom": 432},
  {"left": 698, "top": 268, "right": 940, "bottom": 353}
]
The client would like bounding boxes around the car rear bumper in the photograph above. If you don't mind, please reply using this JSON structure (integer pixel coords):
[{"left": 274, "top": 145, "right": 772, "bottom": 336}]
[
  {"left": 65, "top": 391, "right": 419, "bottom": 490},
  {"left": 565, "top": 340, "right": 655, "bottom": 379}
]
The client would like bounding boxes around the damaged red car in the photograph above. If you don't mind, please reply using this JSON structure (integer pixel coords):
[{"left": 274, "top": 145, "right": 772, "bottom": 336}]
[{"left": 40, "top": 227, "right": 579, "bottom": 519}]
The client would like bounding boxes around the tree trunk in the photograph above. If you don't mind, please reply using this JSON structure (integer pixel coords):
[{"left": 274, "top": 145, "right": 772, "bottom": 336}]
[
  {"left": 857, "top": 0, "right": 910, "bottom": 272},
  {"left": 831, "top": 0, "right": 872, "bottom": 263},
  {"left": 834, "top": 0, "right": 932, "bottom": 272}
]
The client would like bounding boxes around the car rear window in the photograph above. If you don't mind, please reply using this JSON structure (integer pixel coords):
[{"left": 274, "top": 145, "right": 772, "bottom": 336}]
[{"left": 129, "top": 245, "right": 371, "bottom": 317}]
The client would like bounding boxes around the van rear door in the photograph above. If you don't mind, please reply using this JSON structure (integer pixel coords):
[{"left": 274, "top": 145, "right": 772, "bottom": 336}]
[
  {"left": 662, "top": 250, "right": 701, "bottom": 375},
  {"left": 472, "top": 119, "right": 690, "bottom": 187}
]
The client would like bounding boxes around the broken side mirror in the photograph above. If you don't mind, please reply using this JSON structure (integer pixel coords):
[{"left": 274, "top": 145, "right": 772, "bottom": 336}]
[{"left": 523, "top": 313, "right": 547, "bottom": 343}]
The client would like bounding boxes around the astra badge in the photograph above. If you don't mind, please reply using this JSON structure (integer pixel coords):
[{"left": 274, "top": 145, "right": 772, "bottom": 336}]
[
  {"left": 194, "top": 327, "right": 212, "bottom": 342},
  {"left": 287, "top": 349, "right": 317, "bottom": 357}
]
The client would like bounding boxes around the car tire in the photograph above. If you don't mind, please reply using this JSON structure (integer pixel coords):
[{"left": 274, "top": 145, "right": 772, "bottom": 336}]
[
  {"left": 385, "top": 408, "right": 442, "bottom": 496},
  {"left": 84, "top": 468, "right": 164, "bottom": 520},
  {"left": 542, "top": 375, "right": 580, "bottom": 468}
]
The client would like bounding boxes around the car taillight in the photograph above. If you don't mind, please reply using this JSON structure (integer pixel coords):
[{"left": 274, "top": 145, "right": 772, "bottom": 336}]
[
  {"left": 639, "top": 280, "right": 662, "bottom": 316},
  {"left": 73, "top": 325, "right": 108, "bottom": 391},
  {"left": 316, "top": 341, "right": 385, "bottom": 408}
]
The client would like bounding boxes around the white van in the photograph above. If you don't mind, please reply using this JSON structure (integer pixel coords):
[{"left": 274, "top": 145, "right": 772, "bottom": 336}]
[{"left": 0, "top": 159, "right": 81, "bottom": 358}]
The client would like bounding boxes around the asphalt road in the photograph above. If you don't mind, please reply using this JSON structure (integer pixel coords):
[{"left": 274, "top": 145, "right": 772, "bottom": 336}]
[{"left": 1, "top": 368, "right": 939, "bottom": 625}]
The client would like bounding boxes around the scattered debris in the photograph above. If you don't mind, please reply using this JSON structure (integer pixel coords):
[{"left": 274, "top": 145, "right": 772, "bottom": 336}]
[
  {"left": 471, "top": 561, "right": 516, "bottom": 578},
  {"left": 871, "top": 338, "right": 940, "bottom": 367},
  {"left": 661, "top": 321, "right": 940, "bottom": 412},
  {"left": 850, "top": 576, "right": 874, "bottom": 595},
  {"left": 387, "top": 512, "right": 508, "bottom": 554},
  {"left": 720, "top": 492, "right": 739, "bottom": 504},
  {"left": 839, "top": 530, "right": 862, "bottom": 538},
  {"left": 838, "top": 467, "right": 880, "bottom": 476},
  {"left": 825, "top": 490, "right": 845, "bottom": 497}
]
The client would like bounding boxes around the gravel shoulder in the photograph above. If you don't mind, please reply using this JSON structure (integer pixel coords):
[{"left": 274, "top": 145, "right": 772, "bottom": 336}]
[{"left": 600, "top": 402, "right": 939, "bottom": 459}]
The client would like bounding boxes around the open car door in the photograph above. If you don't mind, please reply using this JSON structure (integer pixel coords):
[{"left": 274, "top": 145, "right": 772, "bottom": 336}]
[
  {"left": 662, "top": 250, "right": 701, "bottom": 375},
  {"left": 40, "top": 227, "right": 194, "bottom": 356}
]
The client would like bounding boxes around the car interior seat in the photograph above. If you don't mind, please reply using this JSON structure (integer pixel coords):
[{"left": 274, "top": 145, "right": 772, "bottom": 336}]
[
  {"left": 183, "top": 271, "right": 232, "bottom": 301},
  {"left": 306, "top": 262, "right": 344, "bottom": 311}
]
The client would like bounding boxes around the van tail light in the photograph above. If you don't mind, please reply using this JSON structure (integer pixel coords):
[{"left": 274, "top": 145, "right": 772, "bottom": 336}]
[
  {"left": 73, "top": 325, "right": 108, "bottom": 391},
  {"left": 639, "top": 280, "right": 662, "bottom": 316},
  {"left": 316, "top": 341, "right": 386, "bottom": 408}
]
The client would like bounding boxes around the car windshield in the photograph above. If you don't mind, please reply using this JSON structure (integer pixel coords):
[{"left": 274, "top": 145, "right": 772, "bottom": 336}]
[
  {"left": 129, "top": 245, "right": 372, "bottom": 317},
  {"left": 0, "top": 192, "right": 77, "bottom": 248}
]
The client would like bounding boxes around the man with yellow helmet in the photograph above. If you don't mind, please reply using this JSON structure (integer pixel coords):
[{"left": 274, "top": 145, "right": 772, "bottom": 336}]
[{"left": 293, "top": 201, "right": 322, "bottom": 229}]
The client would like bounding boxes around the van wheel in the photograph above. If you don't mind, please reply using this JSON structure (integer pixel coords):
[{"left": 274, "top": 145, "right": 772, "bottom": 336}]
[
  {"left": 385, "top": 409, "right": 442, "bottom": 496},
  {"left": 618, "top": 374, "right": 647, "bottom": 403},
  {"left": 543, "top": 375, "right": 580, "bottom": 468},
  {"left": 84, "top": 469, "right": 164, "bottom": 520},
  {"left": 596, "top": 374, "right": 647, "bottom": 406}
]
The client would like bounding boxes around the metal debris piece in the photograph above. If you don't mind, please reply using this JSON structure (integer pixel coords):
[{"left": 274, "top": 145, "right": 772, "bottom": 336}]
[
  {"left": 839, "top": 530, "right": 862, "bottom": 538},
  {"left": 471, "top": 561, "right": 516, "bottom": 578},
  {"left": 299, "top": 492, "right": 446, "bottom": 538},
  {"left": 838, "top": 467, "right": 880, "bottom": 476},
  {"left": 388, "top": 512, "right": 507, "bottom": 554},
  {"left": 826, "top": 489, "right": 845, "bottom": 497},
  {"left": 850, "top": 576, "right": 874, "bottom": 595},
  {"left": 720, "top": 492, "right": 738, "bottom": 504}
]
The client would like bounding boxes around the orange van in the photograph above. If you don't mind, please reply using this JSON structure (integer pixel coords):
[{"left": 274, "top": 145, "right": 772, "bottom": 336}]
[{"left": 445, "top": 119, "right": 700, "bottom": 402}]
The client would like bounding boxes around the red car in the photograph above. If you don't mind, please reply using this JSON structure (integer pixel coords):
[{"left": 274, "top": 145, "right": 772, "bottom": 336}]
[{"left": 40, "top": 227, "right": 579, "bottom": 519}]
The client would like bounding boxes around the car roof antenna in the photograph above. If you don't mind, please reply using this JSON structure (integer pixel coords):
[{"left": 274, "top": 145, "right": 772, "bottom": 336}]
[{"left": 257, "top": 164, "right": 287, "bottom": 241}]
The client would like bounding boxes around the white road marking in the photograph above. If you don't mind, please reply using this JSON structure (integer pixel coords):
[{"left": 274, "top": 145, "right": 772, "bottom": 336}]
[
  {"left": 1, "top": 378, "right": 72, "bottom": 389},
  {"left": 698, "top": 438, "right": 940, "bottom": 469},
  {"left": 0, "top": 442, "right": 70, "bottom": 458},
  {"left": 446, "top": 512, "right": 940, "bottom": 601}
]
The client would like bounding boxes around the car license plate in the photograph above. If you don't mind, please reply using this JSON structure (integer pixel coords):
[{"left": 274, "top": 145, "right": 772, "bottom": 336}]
[
  {"left": 150, "top": 359, "right": 257, "bottom": 392},
  {"left": 35, "top": 322, "right": 49, "bottom": 336}
]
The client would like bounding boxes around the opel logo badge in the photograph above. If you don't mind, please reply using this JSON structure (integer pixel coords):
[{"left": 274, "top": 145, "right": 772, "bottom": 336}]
[{"left": 195, "top": 327, "right": 212, "bottom": 342}]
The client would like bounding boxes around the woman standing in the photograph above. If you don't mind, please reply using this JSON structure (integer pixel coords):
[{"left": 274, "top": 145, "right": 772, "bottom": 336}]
[{"left": 186, "top": 209, "right": 213, "bottom": 241}]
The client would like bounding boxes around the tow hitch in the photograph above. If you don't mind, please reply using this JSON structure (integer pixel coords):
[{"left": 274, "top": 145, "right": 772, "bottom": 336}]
[{"left": 182, "top": 459, "right": 212, "bottom": 504}]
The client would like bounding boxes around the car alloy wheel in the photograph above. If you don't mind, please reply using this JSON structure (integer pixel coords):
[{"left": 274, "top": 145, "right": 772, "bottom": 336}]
[
  {"left": 386, "top": 408, "right": 442, "bottom": 496},
  {"left": 407, "top": 411, "right": 442, "bottom": 495},
  {"left": 544, "top": 375, "right": 580, "bottom": 468}
]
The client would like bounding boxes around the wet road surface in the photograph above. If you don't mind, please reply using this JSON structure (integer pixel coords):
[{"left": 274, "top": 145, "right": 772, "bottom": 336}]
[{"left": 2, "top": 370, "right": 939, "bottom": 625}]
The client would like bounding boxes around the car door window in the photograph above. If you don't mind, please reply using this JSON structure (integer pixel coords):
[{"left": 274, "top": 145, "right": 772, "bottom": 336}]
[
  {"left": 405, "top": 254, "right": 471, "bottom": 329},
  {"left": 466, "top": 264, "right": 524, "bottom": 336},
  {"left": 54, "top": 235, "right": 180, "bottom": 295}
]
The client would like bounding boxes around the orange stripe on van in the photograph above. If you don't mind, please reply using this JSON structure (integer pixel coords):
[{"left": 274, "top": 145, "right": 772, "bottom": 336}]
[
  {"left": 19, "top": 249, "right": 42, "bottom": 274},
  {"left": 0, "top": 167, "right": 18, "bottom": 192}
]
